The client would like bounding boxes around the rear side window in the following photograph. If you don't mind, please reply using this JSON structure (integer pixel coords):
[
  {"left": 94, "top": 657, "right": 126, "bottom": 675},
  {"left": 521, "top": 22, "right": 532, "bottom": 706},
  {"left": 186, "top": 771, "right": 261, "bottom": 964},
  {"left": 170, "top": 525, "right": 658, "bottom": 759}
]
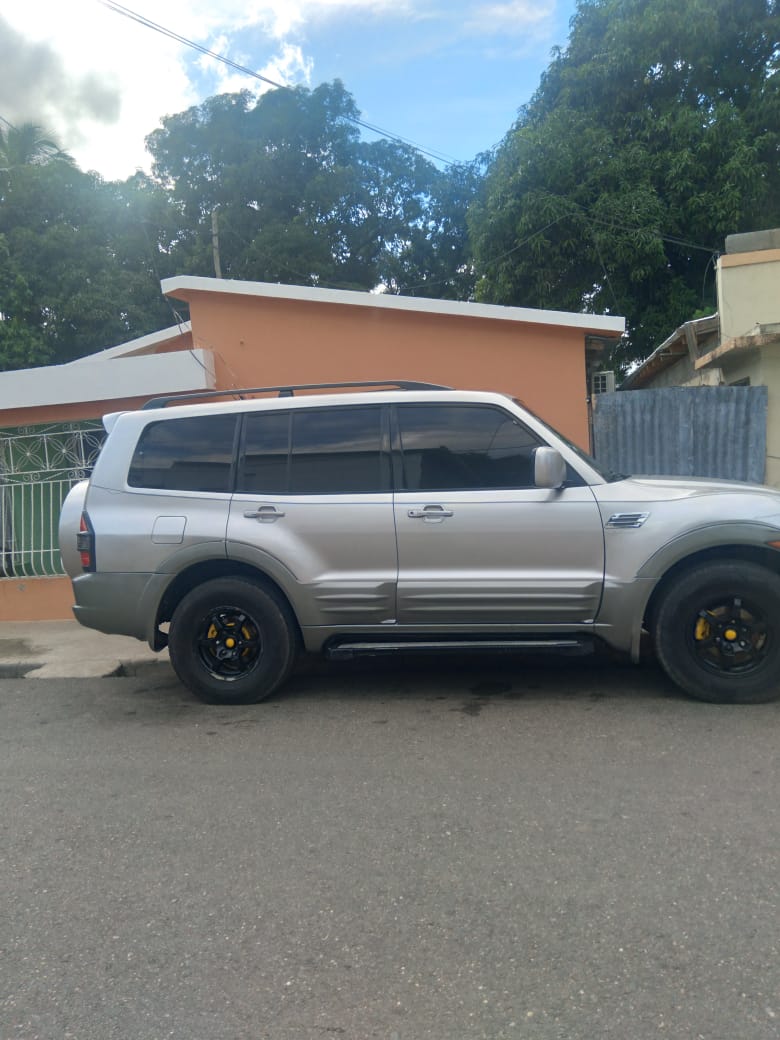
[
  {"left": 238, "top": 411, "right": 290, "bottom": 494},
  {"left": 238, "top": 406, "right": 388, "bottom": 494},
  {"left": 128, "top": 415, "right": 237, "bottom": 492},
  {"left": 397, "top": 404, "right": 542, "bottom": 491}
]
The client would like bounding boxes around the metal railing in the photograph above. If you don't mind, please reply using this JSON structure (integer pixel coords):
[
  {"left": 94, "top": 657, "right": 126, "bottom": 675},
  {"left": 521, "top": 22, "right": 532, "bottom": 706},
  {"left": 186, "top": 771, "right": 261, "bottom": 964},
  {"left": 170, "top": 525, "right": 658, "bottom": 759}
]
[{"left": 0, "top": 422, "right": 105, "bottom": 579}]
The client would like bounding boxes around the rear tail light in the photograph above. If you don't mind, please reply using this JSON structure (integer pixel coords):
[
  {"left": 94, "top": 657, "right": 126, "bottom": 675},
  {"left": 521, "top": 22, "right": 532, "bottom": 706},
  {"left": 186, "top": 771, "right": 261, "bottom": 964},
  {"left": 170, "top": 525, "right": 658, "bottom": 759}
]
[{"left": 76, "top": 513, "right": 95, "bottom": 572}]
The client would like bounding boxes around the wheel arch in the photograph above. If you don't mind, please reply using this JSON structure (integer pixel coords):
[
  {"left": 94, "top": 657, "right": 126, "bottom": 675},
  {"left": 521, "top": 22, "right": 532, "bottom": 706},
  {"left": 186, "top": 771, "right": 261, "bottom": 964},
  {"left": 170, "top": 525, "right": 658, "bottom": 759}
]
[
  {"left": 150, "top": 559, "right": 302, "bottom": 650},
  {"left": 642, "top": 543, "right": 780, "bottom": 636}
]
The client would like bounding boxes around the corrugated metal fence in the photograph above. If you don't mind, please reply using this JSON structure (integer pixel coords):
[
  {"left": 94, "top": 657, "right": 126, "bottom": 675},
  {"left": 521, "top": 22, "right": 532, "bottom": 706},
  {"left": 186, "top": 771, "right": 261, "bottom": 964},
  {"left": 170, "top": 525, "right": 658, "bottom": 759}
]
[{"left": 592, "top": 386, "right": 768, "bottom": 483}]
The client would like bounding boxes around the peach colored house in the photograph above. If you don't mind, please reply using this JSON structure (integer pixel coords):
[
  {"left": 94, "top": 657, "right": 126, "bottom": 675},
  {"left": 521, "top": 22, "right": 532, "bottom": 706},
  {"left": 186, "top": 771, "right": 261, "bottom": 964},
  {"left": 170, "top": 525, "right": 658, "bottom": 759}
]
[{"left": 0, "top": 278, "right": 625, "bottom": 621}]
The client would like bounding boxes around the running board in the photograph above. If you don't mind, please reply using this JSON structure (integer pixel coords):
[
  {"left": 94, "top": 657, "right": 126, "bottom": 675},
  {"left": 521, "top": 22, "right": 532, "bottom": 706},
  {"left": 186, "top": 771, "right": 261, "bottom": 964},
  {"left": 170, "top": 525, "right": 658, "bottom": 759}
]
[{"left": 326, "top": 638, "right": 594, "bottom": 660}]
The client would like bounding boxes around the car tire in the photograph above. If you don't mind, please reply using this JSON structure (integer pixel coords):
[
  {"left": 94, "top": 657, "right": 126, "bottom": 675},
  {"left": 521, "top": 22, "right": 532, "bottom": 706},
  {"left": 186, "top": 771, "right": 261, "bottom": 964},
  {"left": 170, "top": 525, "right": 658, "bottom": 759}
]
[
  {"left": 653, "top": 561, "right": 780, "bottom": 703},
  {"left": 168, "top": 577, "right": 298, "bottom": 704}
]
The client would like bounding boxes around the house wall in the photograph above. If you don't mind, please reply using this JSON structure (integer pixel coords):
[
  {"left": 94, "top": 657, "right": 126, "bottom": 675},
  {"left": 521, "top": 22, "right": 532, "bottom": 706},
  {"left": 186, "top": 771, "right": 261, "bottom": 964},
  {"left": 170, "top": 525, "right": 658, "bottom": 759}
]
[
  {"left": 184, "top": 292, "right": 592, "bottom": 447},
  {"left": 755, "top": 344, "right": 780, "bottom": 488},
  {"left": 1, "top": 395, "right": 158, "bottom": 430},
  {"left": 623, "top": 356, "right": 726, "bottom": 390},
  {"left": 0, "top": 576, "right": 75, "bottom": 622},
  {"left": 637, "top": 355, "right": 694, "bottom": 389},
  {"left": 718, "top": 249, "right": 780, "bottom": 340}
]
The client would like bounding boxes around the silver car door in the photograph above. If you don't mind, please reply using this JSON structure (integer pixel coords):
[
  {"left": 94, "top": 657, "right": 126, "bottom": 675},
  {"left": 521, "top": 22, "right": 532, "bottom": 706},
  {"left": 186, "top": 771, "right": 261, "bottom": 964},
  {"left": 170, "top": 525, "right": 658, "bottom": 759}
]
[{"left": 393, "top": 403, "right": 605, "bottom": 625}]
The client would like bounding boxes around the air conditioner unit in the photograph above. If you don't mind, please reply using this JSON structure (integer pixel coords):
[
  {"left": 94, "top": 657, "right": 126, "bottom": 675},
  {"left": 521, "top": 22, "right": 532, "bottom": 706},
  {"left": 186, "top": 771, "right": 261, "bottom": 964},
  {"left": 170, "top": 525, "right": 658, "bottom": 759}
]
[{"left": 591, "top": 371, "right": 616, "bottom": 395}]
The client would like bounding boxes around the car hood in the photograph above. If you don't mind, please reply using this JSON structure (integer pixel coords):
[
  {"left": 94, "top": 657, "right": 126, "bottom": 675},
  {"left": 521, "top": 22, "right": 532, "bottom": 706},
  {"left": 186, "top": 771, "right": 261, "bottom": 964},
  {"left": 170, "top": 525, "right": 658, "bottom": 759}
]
[{"left": 591, "top": 476, "right": 780, "bottom": 520}]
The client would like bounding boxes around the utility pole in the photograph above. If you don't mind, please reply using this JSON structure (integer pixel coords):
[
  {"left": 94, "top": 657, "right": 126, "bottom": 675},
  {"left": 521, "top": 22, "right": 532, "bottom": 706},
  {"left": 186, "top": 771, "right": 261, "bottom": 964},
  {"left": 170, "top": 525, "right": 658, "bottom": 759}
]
[{"left": 211, "top": 206, "right": 222, "bottom": 279}]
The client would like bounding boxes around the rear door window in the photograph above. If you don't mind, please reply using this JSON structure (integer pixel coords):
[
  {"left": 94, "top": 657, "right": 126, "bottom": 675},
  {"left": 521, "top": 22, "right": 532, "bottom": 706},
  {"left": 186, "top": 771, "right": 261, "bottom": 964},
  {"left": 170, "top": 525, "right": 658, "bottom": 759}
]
[
  {"left": 237, "top": 411, "right": 290, "bottom": 494},
  {"left": 238, "top": 406, "right": 389, "bottom": 494}
]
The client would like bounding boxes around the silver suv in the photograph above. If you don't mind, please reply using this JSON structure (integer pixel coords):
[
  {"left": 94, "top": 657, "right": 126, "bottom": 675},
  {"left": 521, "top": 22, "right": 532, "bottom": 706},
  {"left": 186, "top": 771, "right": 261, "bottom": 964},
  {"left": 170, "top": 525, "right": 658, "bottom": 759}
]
[{"left": 59, "top": 381, "right": 780, "bottom": 705}]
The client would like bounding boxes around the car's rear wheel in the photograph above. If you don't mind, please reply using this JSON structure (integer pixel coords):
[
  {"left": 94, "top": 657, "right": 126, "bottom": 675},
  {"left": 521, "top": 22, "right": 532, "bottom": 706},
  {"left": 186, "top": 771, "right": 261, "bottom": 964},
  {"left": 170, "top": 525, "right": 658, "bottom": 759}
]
[
  {"left": 169, "top": 578, "right": 297, "bottom": 704},
  {"left": 653, "top": 561, "right": 780, "bottom": 703}
]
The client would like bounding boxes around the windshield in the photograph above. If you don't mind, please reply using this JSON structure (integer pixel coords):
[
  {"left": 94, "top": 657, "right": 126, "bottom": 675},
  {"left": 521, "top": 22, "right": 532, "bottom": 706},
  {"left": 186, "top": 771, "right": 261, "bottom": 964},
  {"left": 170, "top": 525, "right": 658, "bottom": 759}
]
[{"left": 512, "top": 399, "right": 627, "bottom": 483}]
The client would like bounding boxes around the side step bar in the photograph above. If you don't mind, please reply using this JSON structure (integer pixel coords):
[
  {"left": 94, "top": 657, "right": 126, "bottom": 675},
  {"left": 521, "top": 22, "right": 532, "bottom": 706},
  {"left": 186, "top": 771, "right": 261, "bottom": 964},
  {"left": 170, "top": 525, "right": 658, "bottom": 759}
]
[{"left": 326, "top": 638, "right": 594, "bottom": 660}]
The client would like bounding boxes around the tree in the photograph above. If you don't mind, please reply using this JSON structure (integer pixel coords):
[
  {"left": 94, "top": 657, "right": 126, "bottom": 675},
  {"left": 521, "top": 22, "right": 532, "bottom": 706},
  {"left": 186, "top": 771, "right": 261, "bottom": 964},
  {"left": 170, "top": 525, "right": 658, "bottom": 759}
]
[
  {"left": 0, "top": 160, "right": 177, "bottom": 370},
  {"left": 374, "top": 153, "right": 484, "bottom": 300},
  {"left": 0, "top": 121, "right": 74, "bottom": 171},
  {"left": 146, "top": 80, "right": 475, "bottom": 295},
  {"left": 0, "top": 234, "right": 51, "bottom": 370},
  {"left": 0, "top": 82, "right": 479, "bottom": 372},
  {"left": 469, "top": 0, "right": 780, "bottom": 367}
]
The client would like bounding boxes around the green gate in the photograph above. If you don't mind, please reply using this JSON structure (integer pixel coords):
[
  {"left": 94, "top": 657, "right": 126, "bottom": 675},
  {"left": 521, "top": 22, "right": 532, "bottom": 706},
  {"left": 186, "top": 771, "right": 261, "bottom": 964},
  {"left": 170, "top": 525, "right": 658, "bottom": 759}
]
[{"left": 0, "top": 421, "right": 105, "bottom": 578}]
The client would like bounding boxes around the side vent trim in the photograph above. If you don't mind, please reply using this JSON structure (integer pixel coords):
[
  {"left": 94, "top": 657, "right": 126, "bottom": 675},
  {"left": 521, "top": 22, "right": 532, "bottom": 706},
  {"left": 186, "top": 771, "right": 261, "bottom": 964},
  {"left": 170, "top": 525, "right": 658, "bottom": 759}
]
[{"left": 607, "top": 512, "right": 650, "bottom": 529}]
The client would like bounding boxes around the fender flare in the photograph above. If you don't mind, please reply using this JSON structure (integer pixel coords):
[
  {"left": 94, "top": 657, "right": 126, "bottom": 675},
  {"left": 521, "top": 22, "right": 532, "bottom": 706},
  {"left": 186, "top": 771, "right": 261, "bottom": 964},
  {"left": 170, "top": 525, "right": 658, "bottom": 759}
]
[{"left": 628, "top": 520, "right": 780, "bottom": 660}]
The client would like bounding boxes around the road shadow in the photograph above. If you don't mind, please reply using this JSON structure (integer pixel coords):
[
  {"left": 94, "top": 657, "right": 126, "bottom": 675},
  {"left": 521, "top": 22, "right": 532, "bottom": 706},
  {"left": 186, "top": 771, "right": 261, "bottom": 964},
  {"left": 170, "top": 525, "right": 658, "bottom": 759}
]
[{"left": 114, "top": 643, "right": 682, "bottom": 714}]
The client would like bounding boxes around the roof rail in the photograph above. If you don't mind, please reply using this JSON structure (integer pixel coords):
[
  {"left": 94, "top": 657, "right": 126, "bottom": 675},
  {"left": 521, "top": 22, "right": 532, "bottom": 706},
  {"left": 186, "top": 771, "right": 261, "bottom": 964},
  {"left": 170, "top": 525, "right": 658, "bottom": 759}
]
[{"left": 141, "top": 379, "right": 453, "bottom": 410}]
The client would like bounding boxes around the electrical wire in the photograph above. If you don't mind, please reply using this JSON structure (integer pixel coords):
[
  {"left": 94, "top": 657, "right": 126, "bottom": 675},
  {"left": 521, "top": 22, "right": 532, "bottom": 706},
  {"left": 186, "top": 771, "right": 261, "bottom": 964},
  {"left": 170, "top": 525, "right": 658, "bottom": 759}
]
[{"left": 96, "top": 0, "right": 462, "bottom": 167}]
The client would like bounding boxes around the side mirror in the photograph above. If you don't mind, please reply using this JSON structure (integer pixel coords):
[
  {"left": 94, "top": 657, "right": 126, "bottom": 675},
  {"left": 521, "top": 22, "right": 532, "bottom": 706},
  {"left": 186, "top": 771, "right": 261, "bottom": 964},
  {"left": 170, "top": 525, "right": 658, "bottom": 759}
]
[{"left": 534, "top": 447, "right": 566, "bottom": 489}]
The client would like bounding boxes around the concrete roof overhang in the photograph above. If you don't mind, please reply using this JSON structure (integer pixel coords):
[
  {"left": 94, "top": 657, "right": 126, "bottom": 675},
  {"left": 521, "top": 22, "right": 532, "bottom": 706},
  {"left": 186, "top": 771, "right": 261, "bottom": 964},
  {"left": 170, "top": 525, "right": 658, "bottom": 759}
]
[
  {"left": 0, "top": 323, "right": 212, "bottom": 412},
  {"left": 162, "top": 276, "right": 626, "bottom": 340}
]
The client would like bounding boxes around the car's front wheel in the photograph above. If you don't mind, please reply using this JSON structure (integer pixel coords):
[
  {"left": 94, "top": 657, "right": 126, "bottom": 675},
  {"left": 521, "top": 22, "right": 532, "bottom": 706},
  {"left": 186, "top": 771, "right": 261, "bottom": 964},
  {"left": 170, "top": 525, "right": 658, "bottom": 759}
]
[
  {"left": 168, "top": 578, "right": 298, "bottom": 704},
  {"left": 653, "top": 561, "right": 780, "bottom": 703}
]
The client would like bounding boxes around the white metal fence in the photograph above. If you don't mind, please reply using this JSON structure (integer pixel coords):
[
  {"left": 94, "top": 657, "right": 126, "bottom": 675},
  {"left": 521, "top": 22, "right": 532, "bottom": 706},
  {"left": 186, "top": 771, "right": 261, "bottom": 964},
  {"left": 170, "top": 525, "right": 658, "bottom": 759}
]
[{"left": 0, "top": 422, "right": 105, "bottom": 578}]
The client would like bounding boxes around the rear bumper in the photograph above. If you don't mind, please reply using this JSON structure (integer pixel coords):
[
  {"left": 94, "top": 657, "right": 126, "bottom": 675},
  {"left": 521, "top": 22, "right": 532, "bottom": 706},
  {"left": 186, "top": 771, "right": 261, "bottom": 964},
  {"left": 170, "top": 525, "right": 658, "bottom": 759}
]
[{"left": 71, "top": 571, "right": 156, "bottom": 642}]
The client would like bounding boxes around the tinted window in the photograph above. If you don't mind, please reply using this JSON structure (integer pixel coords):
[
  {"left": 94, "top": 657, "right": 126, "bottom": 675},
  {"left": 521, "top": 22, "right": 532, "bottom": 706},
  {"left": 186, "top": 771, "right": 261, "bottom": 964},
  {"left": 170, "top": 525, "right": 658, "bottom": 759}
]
[
  {"left": 291, "top": 407, "right": 386, "bottom": 493},
  {"left": 398, "top": 405, "right": 541, "bottom": 491},
  {"left": 128, "top": 415, "right": 237, "bottom": 492},
  {"left": 238, "top": 406, "right": 387, "bottom": 494},
  {"left": 238, "top": 411, "right": 290, "bottom": 494}
]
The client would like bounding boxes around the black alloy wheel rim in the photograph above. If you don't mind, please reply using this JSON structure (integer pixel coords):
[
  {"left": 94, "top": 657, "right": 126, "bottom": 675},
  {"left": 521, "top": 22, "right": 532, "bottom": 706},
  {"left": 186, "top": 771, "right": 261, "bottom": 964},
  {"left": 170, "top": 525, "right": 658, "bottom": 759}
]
[
  {"left": 689, "top": 595, "right": 770, "bottom": 675},
  {"left": 197, "top": 606, "right": 262, "bottom": 680}
]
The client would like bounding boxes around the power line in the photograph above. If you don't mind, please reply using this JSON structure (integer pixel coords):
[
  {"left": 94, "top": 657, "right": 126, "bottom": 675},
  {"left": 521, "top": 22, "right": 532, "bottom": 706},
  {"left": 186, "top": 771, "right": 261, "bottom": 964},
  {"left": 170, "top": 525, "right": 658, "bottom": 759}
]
[
  {"left": 96, "top": 0, "right": 463, "bottom": 167},
  {"left": 480, "top": 199, "right": 719, "bottom": 273}
]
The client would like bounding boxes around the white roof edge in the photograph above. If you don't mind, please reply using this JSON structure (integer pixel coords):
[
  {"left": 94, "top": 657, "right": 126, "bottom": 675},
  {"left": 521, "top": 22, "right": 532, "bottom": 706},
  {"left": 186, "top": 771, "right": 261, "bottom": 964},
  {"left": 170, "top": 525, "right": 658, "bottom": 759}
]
[
  {"left": 161, "top": 276, "right": 626, "bottom": 335},
  {"left": 0, "top": 348, "right": 213, "bottom": 411},
  {"left": 66, "top": 321, "right": 192, "bottom": 364}
]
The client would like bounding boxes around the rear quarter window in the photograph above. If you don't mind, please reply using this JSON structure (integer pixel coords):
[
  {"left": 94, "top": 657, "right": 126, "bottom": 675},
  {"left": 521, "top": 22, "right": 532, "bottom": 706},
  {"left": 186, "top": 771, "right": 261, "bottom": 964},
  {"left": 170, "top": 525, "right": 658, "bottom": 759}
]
[{"left": 127, "top": 415, "right": 238, "bottom": 492}]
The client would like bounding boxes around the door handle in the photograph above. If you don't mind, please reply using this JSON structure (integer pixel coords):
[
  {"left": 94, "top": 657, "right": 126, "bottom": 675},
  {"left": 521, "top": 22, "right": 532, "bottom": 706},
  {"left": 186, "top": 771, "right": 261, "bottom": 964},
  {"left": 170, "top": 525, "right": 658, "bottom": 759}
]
[
  {"left": 407, "top": 505, "right": 454, "bottom": 521},
  {"left": 243, "top": 505, "right": 285, "bottom": 522}
]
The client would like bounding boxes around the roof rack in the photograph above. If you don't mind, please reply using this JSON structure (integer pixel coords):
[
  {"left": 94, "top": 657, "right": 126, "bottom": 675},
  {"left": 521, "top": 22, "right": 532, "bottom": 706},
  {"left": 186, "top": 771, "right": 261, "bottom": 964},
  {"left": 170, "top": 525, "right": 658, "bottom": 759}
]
[{"left": 141, "top": 380, "right": 453, "bottom": 410}]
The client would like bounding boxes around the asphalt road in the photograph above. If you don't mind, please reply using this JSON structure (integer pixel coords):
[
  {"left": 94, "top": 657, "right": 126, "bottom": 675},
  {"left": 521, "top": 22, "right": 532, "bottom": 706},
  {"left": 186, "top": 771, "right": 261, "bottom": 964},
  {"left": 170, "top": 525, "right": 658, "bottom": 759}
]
[{"left": 1, "top": 654, "right": 779, "bottom": 1040}]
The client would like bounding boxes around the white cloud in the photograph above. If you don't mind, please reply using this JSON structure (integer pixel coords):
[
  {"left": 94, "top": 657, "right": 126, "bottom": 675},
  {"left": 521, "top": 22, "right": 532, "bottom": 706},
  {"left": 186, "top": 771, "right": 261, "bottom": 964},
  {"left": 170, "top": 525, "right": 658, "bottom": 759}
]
[
  {"left": 255, "top": 44, "right": 314, "bottom": 92},
  {"left": 204, "top": 40, "right": 314, "bottom": 97},
  {"left": 0, "top": 0, "right": 405, "bottom": 179},
  {"left": 1, "top": 2, "right": 197, "bottom": 177},
  {"left": 466, "top": 0, "right": 556, "bottom": 34},
  {"left": 0, "top": 0, "right": 564, "bottom": 179}
]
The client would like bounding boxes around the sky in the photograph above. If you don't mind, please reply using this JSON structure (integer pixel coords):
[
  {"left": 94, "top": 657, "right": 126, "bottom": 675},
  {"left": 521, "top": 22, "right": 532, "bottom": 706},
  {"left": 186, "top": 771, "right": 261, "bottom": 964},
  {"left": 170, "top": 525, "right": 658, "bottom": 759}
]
[{"left": 1, "top": 0, "right": 579, "bottom": 181}]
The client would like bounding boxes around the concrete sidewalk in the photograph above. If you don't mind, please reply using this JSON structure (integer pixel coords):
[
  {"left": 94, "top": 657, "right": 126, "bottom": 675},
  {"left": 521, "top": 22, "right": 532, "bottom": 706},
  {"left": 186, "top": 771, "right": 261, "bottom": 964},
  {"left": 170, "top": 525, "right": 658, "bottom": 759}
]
[{"left": 0, "top": 620, "right": 173, "bottom": 680}]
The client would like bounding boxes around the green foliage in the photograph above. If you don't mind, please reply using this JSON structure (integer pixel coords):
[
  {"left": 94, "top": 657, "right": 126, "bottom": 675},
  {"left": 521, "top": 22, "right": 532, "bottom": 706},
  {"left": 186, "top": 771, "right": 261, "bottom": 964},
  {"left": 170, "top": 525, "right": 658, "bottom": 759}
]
[
  {"left": 0, "top": 235, "right": 51, "bottom": 371},
  {"left": 470, "top": 0, "right": 780, "bottom": 366},
  {"left": 145, "top": 81, "right": 477, "bottom": 296},
  {"left": 4, "top": 2, "right": 778, "bottom": 377},
  {"left": 1, "top": 83, "right": 476, "bottom": 371},
  {"left": 0, "top": 122, "right": 74, "bottom": 171},
  {"left": 0, "top": 162, "right": 176, "bottom": 369}
]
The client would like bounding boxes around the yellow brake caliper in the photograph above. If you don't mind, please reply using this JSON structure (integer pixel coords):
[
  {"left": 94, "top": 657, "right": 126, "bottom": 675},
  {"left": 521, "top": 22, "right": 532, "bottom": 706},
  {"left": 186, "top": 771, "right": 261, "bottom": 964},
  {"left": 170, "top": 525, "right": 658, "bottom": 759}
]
[{"left": 694, "top": 616, "right": 711, "bottom": 642}]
